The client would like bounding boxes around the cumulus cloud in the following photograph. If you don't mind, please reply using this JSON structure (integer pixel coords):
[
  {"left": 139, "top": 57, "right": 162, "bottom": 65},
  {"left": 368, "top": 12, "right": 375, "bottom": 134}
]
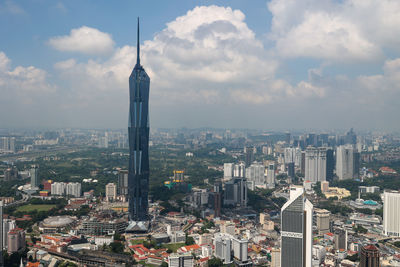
[
  {"left": 48, "top": 26, "right": 115, "bottom": 55},
  {"left": 268, "top": 0, "right": 400, "bottom": 61}
]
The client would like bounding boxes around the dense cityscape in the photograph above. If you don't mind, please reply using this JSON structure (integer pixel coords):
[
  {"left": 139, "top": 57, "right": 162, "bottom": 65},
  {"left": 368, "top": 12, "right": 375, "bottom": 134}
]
[{"left": 2, "top": 1, "right": 400, "bottom": 267}]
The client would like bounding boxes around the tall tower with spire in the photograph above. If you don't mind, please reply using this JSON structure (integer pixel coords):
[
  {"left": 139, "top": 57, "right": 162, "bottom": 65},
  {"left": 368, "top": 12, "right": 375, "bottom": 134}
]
[{"left": 127, "top": 18, "right": 150, "bottom": 223}]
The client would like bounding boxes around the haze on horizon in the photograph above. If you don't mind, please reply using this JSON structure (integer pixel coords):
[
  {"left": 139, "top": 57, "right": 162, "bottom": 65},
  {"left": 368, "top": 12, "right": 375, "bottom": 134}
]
[{"left": 1, "top": 0, "right": 400, "bottom": 131}]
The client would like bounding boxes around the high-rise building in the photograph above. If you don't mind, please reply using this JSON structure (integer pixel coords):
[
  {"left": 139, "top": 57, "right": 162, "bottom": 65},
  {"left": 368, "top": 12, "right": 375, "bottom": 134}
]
[
  {"left": 383, "top": 191, "right": 400, "bottom": 236},
  {"left": 118, "top": 170, "right": 128, "bottom": 196},
  {"left": 168, "top": 253, "right": 194, "bottom": 267},
  {"left": 233, "top": 163, "right": 245, "bottom": 178},
  {"left": 51, "top": 182, "right": 67, "bottom": 196},
  {"left": 106, "top": 183, "right": 117, "bottom": 201},
  {"left": 66, "top": 183, "right": 81, "bottom": 197},
  {"left": 2, "top": 219, "right": 16, "bottom": 250},
  {"left": 232, "top": 237, "right": 248, "bottom": 262},
  {"left": 245, "top": 162, "right": 265, "bottom": 187},
  {"left": 244, "top": 147, "right": 254, "bottom": 167},
  {"left": 336, "top": 145, "right": 359, "bottom": 180},
  {"left": 214, "top": 234, "right": 232, "bottom": 264},
  {"left": 305, "top": 147, "right": 327, "bottom": 183},
  {"left": 334, "top": 229, "right": 347, "bottom": 251},
  {"left": 315, "top": 209, "right": 330, "bottom": 235},
  {"left": 7, "top": 228, "right": 25, "bottom": 254},
  {"left": 266, "top": 163, "right": 275, "bottom": 189},
  {"left": 224, "top": 163, "right": 234, "bottom": 179},
  {"left": 224, "top": 178, "right": 247, "bottom": 207},
  {"left": 360, "top": 244, "right": 380, "bottom": 267},
  {"left": 30, "top": 165, "right": 39, "bottom": 188},
  {"left": 281, "top": 186, "right": 313, "bottom": 267},
  {"left": 128, "top": 18, "right": 150, "bottom": 222}
]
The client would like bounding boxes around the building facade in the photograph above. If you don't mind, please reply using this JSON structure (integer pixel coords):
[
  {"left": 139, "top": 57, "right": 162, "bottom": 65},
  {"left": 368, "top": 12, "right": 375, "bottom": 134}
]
[
  {"left": 360, "top": 244, "right": 380, "bottom": 267},
  {"left": 383, "top": 191, "right": 400, "bottom": 236},
  {"left": 30, "top": 165, "right": 39, "bottom": 188},
  {"left": 105, "top": 183, "right": 117, "bottom": 201}
]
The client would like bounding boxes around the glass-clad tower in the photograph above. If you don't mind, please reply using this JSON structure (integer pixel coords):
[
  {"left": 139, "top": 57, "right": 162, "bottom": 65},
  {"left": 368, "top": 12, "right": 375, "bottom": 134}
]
[{"left": 128, "top": 18, "right": 150, "bottom": 222}]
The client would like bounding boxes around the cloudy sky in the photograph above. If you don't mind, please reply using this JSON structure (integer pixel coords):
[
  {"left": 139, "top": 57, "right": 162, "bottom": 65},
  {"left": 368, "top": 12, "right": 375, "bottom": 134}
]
[{"left": 1, "top": 0, "right": 400, "bottom": 131}]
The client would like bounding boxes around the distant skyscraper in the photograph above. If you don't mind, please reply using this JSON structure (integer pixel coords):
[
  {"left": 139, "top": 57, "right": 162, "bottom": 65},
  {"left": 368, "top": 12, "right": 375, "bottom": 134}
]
[
  {"left": 305, "top": 147, "right": 327, "bottom": 183},
  {"left": 214, "top": 234, "right": 232, "bottom": 264},
  {"left": 245, "top": 162, "right": 265, "bottom": 187},
  {"left": 224, "top": 178, "right": 247, "bottom": 207},
  {"left": 224, "top": 163, "right": 234, "bottom": 179},
  {"left": 336, "top": 145, "right": 359, "bottom": 180},
  {"left": 118, "top": 170, "right": 129, "bottom": 196},
  {"left": 266, "top": 163, "right": 275, "bottom": 189},
  {"left": 128, "top": 18, "right": 150, "bottom": 222},
  {"left": 383, "top": 191, "right": 400, "bottom": 237},
  {"left": 232, "top": 237, "right": 249, "bottom": 262},
  {"left": 30, "top": 165, "right": 39, "bottom": 188},
  {"left": 360, "top": 244, "right": 380, "bottom": 267},
  {"left": 106, "top": 183, "right": 117, "bottom": 201},
  {"left": 281, "top": 186, "right": 313, "bottom": 267},
  {"left": 244, "top": 147, "right": 254, "bottom": 167}
]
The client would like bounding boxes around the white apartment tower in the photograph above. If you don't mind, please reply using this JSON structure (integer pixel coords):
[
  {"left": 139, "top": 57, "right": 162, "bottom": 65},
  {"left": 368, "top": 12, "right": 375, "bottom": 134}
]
[
  {"left": 383, "top": 191, "right": 400, "bottom": 236},
  {"left": 305, "top": 147, "right": 327, "bottom": 183}
]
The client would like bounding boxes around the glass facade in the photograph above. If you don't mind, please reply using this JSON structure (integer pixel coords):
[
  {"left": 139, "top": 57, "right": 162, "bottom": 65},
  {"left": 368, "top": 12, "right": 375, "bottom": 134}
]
[{"left": 128, "top": 18, "right": 150, "bottom": 222}]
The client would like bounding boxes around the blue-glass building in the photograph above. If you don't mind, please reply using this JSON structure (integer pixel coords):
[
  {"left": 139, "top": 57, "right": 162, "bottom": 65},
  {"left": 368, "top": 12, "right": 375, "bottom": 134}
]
[{"left": 128, "top": 18, "right": 150, "bottom": 222}]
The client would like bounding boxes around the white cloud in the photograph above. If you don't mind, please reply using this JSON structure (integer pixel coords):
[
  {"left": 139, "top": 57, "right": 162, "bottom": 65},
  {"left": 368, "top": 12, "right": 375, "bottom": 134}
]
[
  {"left": 268, "top": 0, "right": 400, "bottom": 61},
  {"left": 48, "top": 26, "right": 115, "bottom": 55}
]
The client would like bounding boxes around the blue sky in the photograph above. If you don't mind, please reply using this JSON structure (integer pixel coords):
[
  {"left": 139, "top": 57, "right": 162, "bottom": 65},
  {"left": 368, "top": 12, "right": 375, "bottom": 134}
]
[{"left": 1, "top": 0, "right": 400, "bottom": 131}]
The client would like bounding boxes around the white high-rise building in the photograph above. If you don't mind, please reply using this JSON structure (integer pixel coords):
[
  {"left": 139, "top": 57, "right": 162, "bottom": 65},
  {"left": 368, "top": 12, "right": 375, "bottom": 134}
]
[
  {"left": 383, "top": 191, "right": 400, "bottom": 236},
  {"left": 224, "top": 163, "right": 234, "bottom": 179},
  {"left": 233, "top": 163, "right": 245, "bottom": 178},
  {"left": 305, "top": 147, "right": 327, "bottom": 183},
  {"left": 245, "top": 162, "right": 265, "bottom": 187},
  {"left": 232, "top": 237, "right": 248, "bottom": 262},
  {"left": 270, "top": 248, "right": 281, "bottom": 267},
  {"left": 66, "top": 183, "right": 81, "bottom": 197},
  {"left": 214, "top": 234, "right": 232, "bottom": 264},
  {"left": 336, "top": 145, "right": 358, "bottom": 180},
  {"left": 51, "top": 182, "right": 67, "bottom": 196},
  {"left": 281, "top": 186, "right": 313, "bottom": 267},
  {"left": 266, "top": 163, "right": 275, "bottom": 189},
  {"left": 105, "top": 183, "right": 117, "bottom": 201},
  {"left": 284, "top": 147, "right": 301, "bottom": 166}
]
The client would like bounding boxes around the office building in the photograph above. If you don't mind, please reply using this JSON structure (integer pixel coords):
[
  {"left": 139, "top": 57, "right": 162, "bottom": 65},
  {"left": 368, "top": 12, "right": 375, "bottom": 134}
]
[
  {"left": 214, "top": 234, "right": 232, "bottom": 264},
  {"left": 359, "top": 186, "right": 380, "bottom": 194},
  {"left": 128, "top": 18, "right": 150, "bottom": 222},
  {"left": 383, "top": 191, "right": 400, "bottom": 236},
  {"left": 244, "top": 147, "right": 254, "bottom": 167},
  {"left": 360, "top": 244, "right": 380, "bottom": 267},
  {"left": 284, "top": 147, "right": 301, "bottom": 167},
  {"left": 7, "top": 228, "right": 25, "bottom": 254},
  {"left": 266, "top": 163, "right": 275, "bottom": 189},
  {"left": 66, "top": 182, "right": 81, "bottom": 197},
  {"left": 224, "top": 178, "right": 247, "bottom": 207},
  {"left": 30, "top": 165, "right": 39, "bottom": 188},
  {"left": 245, "top": 162, "right": 265, "bottom": 187},
  {"left": 281, "top": 186, "right": 313, "bottom": 267},
  {"left": 0, "top": 137, "right": 15, "bottom": 153},
  {"left": 118, "top": 170, "right": 128, "bottom": 196},
  {"left": 2, "top": 219, "right": 16, "bottom": 250},
  {"left": 315, "top": 209, "right": 330, "bottom": 235},
  {"left": 287, "top": 162, "right": 295, "bottom": 178},
  {"left": 168, "top": 253, "right": 194, "bottom": 267},
  {"left": 233, "top": 163, "right": 246, "bottom": 178},
  {"left": 336, "top": 145, "right": 359, "bottom": 180},
  {"left": 51, "top": 182, "right": 67, "bottom": 196},
  {"left": 106, "top": 183, "right": 117, "bottom": 201}
]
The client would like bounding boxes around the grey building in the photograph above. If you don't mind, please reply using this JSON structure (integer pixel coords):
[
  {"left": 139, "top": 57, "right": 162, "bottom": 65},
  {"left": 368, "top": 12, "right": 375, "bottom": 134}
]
[{"left": 118, "top": 170, "right": 128, "bottom": 196}]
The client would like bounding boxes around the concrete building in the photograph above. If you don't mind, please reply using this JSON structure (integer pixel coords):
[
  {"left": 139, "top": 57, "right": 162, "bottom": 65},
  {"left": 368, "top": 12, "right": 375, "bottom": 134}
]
[
  {"left": 214, "top": 234, "right": 232, "bottom": 264},
  {"left": 360, "top": 244, "right": 380, "bottom": 267},
  {"left": 2, "top": 219, "right": 16, "bottom": 249},
  {"left": 305, "top": 147, "right": 330, "bottom": 183},
  {"left": 51, "top": 182, "right": 67, "bottom": 196},
  {"left": 232, "top": 237, "right": 248, "bottom": 262},
  {"left": 66, "top": 182, "right": 81, "bottom": 197},
  {"left": 30, "top": 165, "right": 39, "bottom": 188},
  {"left": 224, "top": 163, "right": 234, "bottom": 180},
  {"left": 221, "top": 222, "right": 235, "bottom": 236},
  {"left": 7, "top": 228, "right": 25, "bottom": 254},
  {"left": 224, "top": 178, "right": 247, "bottom": 207},
  {"left": 266, "top": 163, "right": 275, "bottom": 189},
  {"left": 334, "top": 230, "right": 347, "bottom": 251},
  {"left": 359, "top": 186, "right": 380, "bottom": 194},
  {"left": 245, "top": 162, "right": 265, "bottom": 187},
  {"left": 315, "top": 209, "right": 330, "bottom": 235},
  {"left": 105, "top": 183, "right": 117, "bottom": 201},
  {"left": 336, "top": 145, "right": 359, "bottom": 180},
  {"left": 168, "top": 253, "right": 194, "bottom": 267},
  {"left": 118, "top": 170, "right": 128, "bottom": 196},
  {"left": 321, "top": 181, "right": 329, "bottom": 193},
  {"left": 270, "top": 248, "right": 280, "bottom": 267},
  {"left": 281, "top": 186, "right": 313, "bottom": 267},
  {"left": 383, "top": 191, "right": 400, "bottom": 236}
]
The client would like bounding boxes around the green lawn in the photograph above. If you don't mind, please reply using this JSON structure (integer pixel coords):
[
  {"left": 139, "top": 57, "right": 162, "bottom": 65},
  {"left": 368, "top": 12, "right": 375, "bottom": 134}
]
[
  {"left": 130, "top": 239, "right": 145, "bottom": 245},
  {"left": 162, "top": 243, "right": 185, "bottom": 252},
  {"left": 16, "top": 204, "right": 57, "bottom": 213}
]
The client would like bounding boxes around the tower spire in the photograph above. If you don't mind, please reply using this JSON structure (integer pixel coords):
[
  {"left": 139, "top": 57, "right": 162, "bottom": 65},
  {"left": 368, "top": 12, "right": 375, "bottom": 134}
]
[{"left": 136, "top": 17, "right": 140, "bottom": 66}]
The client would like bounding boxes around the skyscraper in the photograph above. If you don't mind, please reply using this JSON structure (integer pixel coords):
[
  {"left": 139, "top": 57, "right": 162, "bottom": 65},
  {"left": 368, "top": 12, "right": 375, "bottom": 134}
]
[
  {"left": 383, "top": 190, "right": 400, "bottom": 237},
  {"left": 336, "top": 145, "right": 360, "bottom": 180},
  {"left": 128, "top": 18, "right": 150, "bottom": 222},
  {"left": 304, "top": 147, "right": 327, "bottom": 183},
  {"left": 30, "top": 165, "right": 39, "bottom": 188},
  {"left": 281, "top": 186, "right": 313, "bottom": 267}
]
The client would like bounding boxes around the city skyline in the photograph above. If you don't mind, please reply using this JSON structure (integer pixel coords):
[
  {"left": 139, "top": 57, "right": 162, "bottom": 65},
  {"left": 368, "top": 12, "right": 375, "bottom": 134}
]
[{"left": 1, "top": 0, "right": 400, "bottom": 131}]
